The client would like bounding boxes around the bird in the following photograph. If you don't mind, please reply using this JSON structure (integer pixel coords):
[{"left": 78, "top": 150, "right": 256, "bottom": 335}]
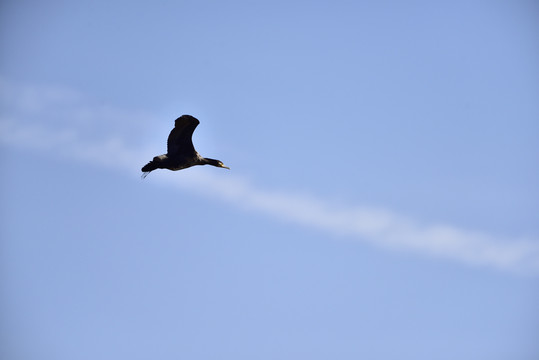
[{"left": 141, "top": 115, "right": 229, "bottom": 178}]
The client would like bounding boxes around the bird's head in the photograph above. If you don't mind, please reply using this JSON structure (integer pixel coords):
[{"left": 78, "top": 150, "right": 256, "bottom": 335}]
[
  {"left": 217, "top": 161, "right": 230, "bottom": 170},
  {"left": 204, "top": 158, "right": 230, "bottom": 169}
]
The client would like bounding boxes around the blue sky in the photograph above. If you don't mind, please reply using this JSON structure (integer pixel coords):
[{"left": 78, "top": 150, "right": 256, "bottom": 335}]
[{"left": 1, "top": 0, "right": 538, "bottom": 359}]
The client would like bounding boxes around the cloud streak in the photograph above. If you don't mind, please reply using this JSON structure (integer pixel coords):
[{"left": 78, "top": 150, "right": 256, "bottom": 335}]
[
  {"left": 164, "top": 171, "right": 539, "bottom": 275},
  {"left": 2, "top": 78, "right": 539, "bottom": 275}
]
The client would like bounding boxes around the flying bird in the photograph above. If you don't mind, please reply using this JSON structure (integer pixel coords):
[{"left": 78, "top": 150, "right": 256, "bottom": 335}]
[{"left": 141, "top": 115, "right": 229, "bottom": 178}]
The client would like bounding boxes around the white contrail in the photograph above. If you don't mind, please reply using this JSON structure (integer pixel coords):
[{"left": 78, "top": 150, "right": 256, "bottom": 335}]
[
  {"left": 160, "top": 171, "right": 539, "bottom": 275},
  {"left": 1, "top": 79, "right": 538, "bottom": 275}
]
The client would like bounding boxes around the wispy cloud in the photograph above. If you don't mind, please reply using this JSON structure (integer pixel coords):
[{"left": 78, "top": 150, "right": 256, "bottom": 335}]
[
  {"left": 160, "top": 172, "right": 539, "bottom": 275},
  {"left": 2, "top": 78, "right": 539, "bottom": 275}
]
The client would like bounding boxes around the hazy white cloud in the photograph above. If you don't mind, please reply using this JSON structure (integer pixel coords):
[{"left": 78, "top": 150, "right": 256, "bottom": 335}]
[
  {"left": 162, "top": 170, "right": 539, "bottom": 275},
  {"left": 2, "top": 78, "right": 539, "bottom": 276}
]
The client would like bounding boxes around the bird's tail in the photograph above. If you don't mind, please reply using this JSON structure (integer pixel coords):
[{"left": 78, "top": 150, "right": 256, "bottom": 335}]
[{"left": 141, "top": 161, "right": 158, "bottom": 179}]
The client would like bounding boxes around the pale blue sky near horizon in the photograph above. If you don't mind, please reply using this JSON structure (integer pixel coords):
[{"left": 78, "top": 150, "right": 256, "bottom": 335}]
[{"left": 1, "top": 1, "right": 538, "bottom": 359}]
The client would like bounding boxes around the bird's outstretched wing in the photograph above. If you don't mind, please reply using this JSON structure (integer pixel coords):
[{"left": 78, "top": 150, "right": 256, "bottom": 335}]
[{"left": 167, "top": 115, "right": 200, "bottom": 156}]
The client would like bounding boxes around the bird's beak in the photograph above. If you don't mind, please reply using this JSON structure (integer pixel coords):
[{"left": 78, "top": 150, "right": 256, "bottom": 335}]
[{"left": 222, "top": 165, "right": 230, "bottom": 170}]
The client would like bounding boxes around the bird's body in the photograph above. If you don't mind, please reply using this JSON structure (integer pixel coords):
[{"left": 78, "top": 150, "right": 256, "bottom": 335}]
[{"left": 141, "top": 115, "right": 229, "bottom": 178}]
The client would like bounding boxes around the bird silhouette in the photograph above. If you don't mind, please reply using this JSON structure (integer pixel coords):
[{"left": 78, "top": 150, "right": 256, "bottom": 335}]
[{"left": 141, "top": 115, "right": 229, "bottom": 178}]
